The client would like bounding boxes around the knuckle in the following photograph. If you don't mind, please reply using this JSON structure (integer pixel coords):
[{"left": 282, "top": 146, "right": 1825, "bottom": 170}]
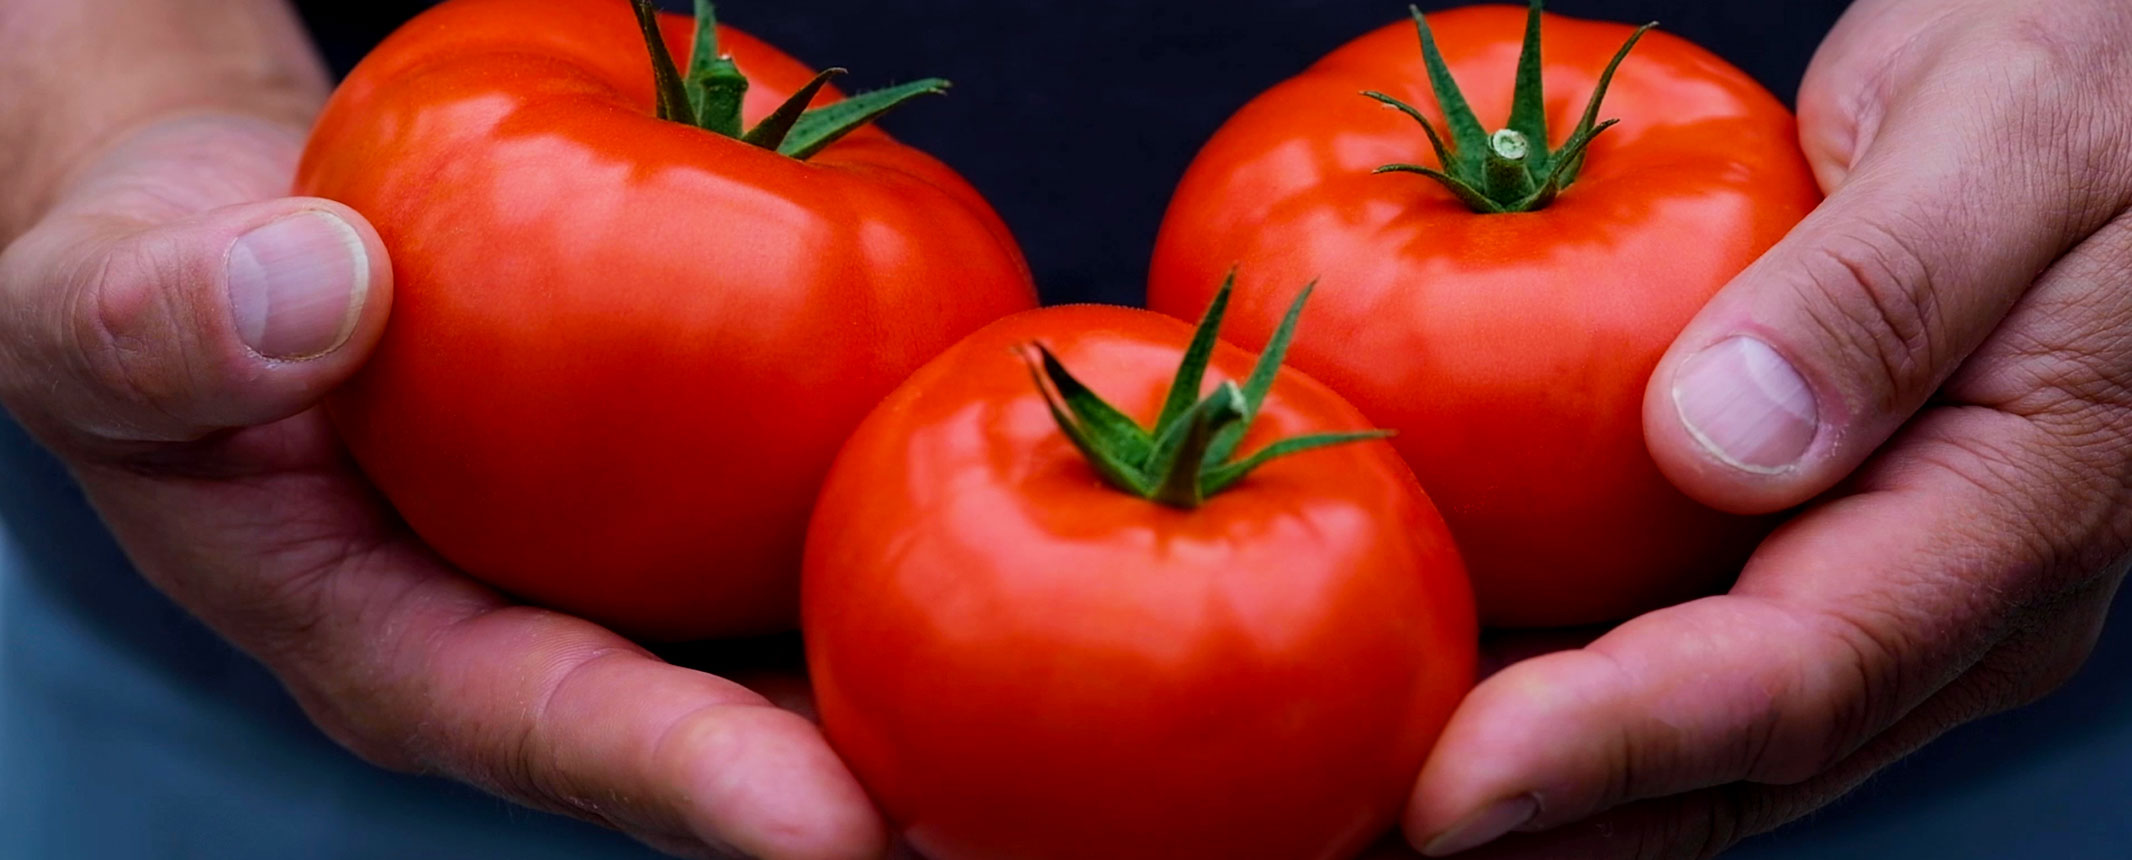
[
  {"left": 501, "top": 637, "right": 640, "bottom": 824},
  {"left": 68, "top": 237, "right": 213, "bottom": 432},
  {"left": 222, "top": 537, "right": 358, "bottom": 662},
  {"left": 1995, "top": 221, "right": 2132, "bottom": 411},
  {"left": 1993, "top": 15, "right": 2093, "bottom": 89},
  {"left": 1952, "top": 220, "right": 2132, "bottom": 576},
  {"left": 289, "top": 687, "right": 426, "bottom": 774},
  {"left": 1796, "top": 220, "right": 1946, "bottom": 408},
  {"left": 1768, "top": 607, "right": 1919, "bottom": 782},
  {"left": 2000, "top": 576, "right": 2120, "bottom": 707},
  {"left": 199, "top": 541, "right": 443, "bottom": 780},
  {"left": 1996, "top": 3, "right": 2132, "bottom": 85},
  {"left": 1968, "top": 8, "right": 2132, "bottom": 213}
]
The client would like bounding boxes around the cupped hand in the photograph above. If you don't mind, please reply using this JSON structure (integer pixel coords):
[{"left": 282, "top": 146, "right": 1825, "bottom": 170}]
[
  {"left": 1404, "top": 0, "right": 2132, "bottom": 856},
  {"left": 0, "top": 114, "right": 884, "bottom": 860}
]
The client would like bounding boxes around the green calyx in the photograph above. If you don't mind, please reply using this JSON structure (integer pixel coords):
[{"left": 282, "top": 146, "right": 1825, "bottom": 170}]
[
  {"left": 629, "top": 0, "right": 949, "bottom": 161},
  {"left": 1365, "top": 0, "right": 1654, "bottom": 213},
  {"left": 1023, "top": 274, "right": 1391, "bottom": 509}
]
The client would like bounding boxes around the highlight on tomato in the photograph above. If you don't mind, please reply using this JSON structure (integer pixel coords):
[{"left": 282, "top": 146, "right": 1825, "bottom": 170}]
[
  {"left": 803, "top": 277, "right": 1477, "bottom": 860},
  {"left": 1149, "top": 0, "right": 1823, "bottom": 627},
  {"left": 296, "top": 0, "right": 1036, "bottom": 640}
]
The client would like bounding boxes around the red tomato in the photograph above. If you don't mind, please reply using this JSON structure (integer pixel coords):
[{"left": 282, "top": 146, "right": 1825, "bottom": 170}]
[
  {"left": 295, "top": 0, "right": 1034, "bottom": 640},
  {"left": 804, "top": 298, "right": 1476, "bottom": 860},
  {"left": 1149, "top": 3, "right": 1821, "bottom": 627}
]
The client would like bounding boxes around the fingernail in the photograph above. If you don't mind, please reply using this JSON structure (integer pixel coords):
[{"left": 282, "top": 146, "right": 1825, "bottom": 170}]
[
  {"left": 1672, "top": 337, "right": 1818, "bottom": 473},
  {"left": 227, "top": 211, "right": 369, "bottom": 359},
  {"left": 1423, "top": 794, "right": 1540, "bottom": 857}
]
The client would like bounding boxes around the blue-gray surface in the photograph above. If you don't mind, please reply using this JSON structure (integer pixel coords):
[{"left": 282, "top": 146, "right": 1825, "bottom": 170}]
[{"left": 2, "top": 412, "right": 2127, "bottom": 859}]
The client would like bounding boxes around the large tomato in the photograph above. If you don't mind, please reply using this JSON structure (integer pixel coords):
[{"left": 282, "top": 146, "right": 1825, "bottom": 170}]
[
  {"left": 804, "top": 284, "right": 1476, "bottom": 860},
  {"left": 1149, "top": 1, "right": 1821, "bottom": 627},
  {"left": 296, "top": 0, "right": 1034, "bottom": 640}
]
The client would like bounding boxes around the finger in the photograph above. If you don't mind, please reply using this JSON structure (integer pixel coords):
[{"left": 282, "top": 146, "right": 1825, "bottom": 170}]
[
  {"left": 1413, "top": 311, "right": 2132, "bottom": 859},
  {"left": 1643, "top": 19, "right": 2132, "bottom": 514},
  {"left": 0, "top": 196, "right": 390, "bottom": 453},
  {"left": 1443, "top": 578, "right": 2122, "bottom": 860},
  {"left": 424, "top": 608, "right": 888, "bottom": 860},
  {"left": 75, "top": 423, "right": 888, "bottom": 860},
  {"left": 1943, "top": 214, "right": 2132, "bottom": 448}
]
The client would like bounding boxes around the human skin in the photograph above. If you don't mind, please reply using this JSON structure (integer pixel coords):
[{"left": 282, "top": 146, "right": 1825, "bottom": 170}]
[
  {"left": 1401, "top": 0, "right": 2132, "bottom": 857},
  {"left": 0, "top": 2, "right": 885, "bottom": 858}
]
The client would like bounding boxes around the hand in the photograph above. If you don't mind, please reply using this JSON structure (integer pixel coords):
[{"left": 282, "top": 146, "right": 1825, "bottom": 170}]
[
  {"left": 1402, "top": 0, "right": 2132, "bottom": 856},
  {"left": 0, "top": 114, "right": 885, "bottom": 859}
]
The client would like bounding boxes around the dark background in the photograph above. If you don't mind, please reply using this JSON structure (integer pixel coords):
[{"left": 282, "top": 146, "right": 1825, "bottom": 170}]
[{"left": 293, "top": 0, "right": 1852, "bottom": 306}]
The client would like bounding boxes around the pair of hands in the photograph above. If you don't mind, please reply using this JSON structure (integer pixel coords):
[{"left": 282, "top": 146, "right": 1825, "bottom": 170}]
[{"left": 2, "top": 0, "right": 2128, "bottom": 858}]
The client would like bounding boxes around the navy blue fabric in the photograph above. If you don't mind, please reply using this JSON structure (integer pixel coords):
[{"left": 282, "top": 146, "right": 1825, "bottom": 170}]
[
  {"left": 0, "top": 418, "right": 667, "bottom": 859},
  {"left": 6, "top": 1, "right": 2128, "bottom": 858}
]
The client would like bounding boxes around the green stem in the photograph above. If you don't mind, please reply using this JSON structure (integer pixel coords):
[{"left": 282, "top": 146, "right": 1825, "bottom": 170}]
[
  {"left": 1148, "top": 384, "right": 1248, "bottom": 508},
  {"left": 1024, "top": 274, "right": 1392, "bottom": 509},
  {"left": 631, "top": 0, "right": 950, "bottom": 161},
  {"left": 1483, "top": 129, "right": 1536, "bottom": 202},
  {"left": 681, "top": 0, "right": 745, "bottom": 135},
  {"left": 1364, "top": 0, "right": 1653, "bottom": 213}
]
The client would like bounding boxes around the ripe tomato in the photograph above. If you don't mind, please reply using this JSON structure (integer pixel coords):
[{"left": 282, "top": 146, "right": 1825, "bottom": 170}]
[
  {"left": 296, "top": 0, "right": 1034, "bottom": 640},
  {"left": 1149, "top": 2, "right": 1821, "bottom": 627},
  {"left": 804, "top": 285, "right": 1476, "bottom": 860}
]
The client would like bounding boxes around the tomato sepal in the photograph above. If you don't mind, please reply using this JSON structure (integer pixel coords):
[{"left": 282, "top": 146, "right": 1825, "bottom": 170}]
[
  {"left": 1025, "top": 275, "right": 1393, "bottom": 509},
  {"left": 628, "top": 0, "right": 948, "bottom": 160},
  {"left": 1373, "top": 0, "right": 1655, "bottom": 213}
]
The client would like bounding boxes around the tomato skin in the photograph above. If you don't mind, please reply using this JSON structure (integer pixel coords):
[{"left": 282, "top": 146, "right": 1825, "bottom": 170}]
[
  {"left": 804, "top": 306, "right": 1476, "bottom": 860},
  {"left": 294, "top": 0, "right": 1035, "bottom": 640},
  {"left": 1148, "top": 7, "right": 1822, "bottom": 628}
]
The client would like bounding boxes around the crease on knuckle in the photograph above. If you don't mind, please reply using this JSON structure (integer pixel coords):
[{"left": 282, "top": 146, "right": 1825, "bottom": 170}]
[
  {"left": 1910, "top": 427, "right": 2068, "bottom": 568},
  {"left": 1920, "top": 408, "right": 2132, "bottom": 598},
  {"left": 502, "top": 641, "right": 641, "bottom": 828},
  {"left": 245, "top": 539, "right": 414, "bottom": 765},
  {"left": 68, "top": 237, "right": 204, "bottom": 436},
  {"left": 1774, "top": 602, "right": 1925, "bottom": 782},
  {"left": 1571, "top": 647, "right": 1648, "bottom": 814},
  {"left": 1800, "top": 220, "right": 1944, "bottom": 408}
]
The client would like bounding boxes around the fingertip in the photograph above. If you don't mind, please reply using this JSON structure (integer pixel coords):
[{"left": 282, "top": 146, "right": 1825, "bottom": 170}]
[
  {"left": 11, "top": 196, "right": 395, "bottom": 443},
  {"left": 672, "top": 705, "right": 890, "bottom": 860},
  {"left": 221, "top": 198, "right": 391, "bottom": 363},
  {"left": 1642, "top": 335, "right": 1819, "bottom": 516},
  {"left": 1404, "top": 649, "right": 1614, "bottom": 849},
  {"left": 153, "top": 197, "right": 392, "bottom": 430}
]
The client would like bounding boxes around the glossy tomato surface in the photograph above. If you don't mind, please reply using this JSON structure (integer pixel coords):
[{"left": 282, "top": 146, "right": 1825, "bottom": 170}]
[
  {"left": 1149, "top": 7, "right": 1821, "bottom": 627},
  {"left": 804, "top": 305, "right": 1476, "bottom": 860},
  {"left": 296, "top": 0, "right": 1035, "bottom": 640}
]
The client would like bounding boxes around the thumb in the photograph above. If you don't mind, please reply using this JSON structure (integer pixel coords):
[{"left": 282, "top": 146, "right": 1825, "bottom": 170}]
[
  {"left": 1642, "top": 40, "right": 2122, "bottom": 513},
  {"left": 0, "top": 197, "right": 390, "bottom": 452}
]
